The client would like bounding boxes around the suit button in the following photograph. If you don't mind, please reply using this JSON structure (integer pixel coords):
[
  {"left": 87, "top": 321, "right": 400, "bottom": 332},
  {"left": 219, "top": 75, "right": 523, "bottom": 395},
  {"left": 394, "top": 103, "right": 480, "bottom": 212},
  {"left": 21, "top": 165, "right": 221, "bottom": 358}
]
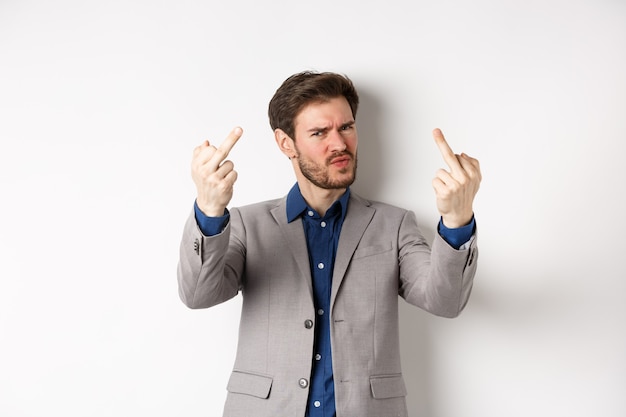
[
  {"left": 304, "top": 319, "right": 314, "bottom": 329},
  {"left": 193, "top": 239, "right": 200, "bottom": 255},
  {"left": 298, "top": 378, "right": 309, "bottom": 388}
]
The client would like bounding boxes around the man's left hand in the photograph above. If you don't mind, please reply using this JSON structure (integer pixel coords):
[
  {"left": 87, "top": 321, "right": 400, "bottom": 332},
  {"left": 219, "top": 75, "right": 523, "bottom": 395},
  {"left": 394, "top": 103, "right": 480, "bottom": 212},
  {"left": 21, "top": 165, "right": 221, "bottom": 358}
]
[{"left": 432, "top": 128, "right": 482, "bottom": 228}]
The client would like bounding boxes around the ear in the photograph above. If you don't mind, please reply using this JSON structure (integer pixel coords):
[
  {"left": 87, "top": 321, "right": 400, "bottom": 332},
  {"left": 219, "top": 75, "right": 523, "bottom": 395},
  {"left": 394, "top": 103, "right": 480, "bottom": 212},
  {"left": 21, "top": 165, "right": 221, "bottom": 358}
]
[{"left": 274, "top": 128, "right": 296, "bottom": 159}]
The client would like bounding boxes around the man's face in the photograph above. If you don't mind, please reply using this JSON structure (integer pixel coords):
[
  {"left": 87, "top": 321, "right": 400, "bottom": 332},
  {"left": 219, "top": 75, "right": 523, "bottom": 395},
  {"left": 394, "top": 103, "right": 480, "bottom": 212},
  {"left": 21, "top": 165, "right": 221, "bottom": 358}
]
[{"left": 292, "top": 96, "right": 358, "bottom": 190}]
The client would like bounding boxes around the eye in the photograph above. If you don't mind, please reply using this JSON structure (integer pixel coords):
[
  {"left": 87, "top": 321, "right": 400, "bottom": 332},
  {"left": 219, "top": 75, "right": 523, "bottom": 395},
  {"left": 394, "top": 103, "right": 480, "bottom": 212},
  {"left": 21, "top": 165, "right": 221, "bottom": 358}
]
[
  {"left": 310, "top": 128, "right": 328, "bottom": 138},
  {"left": 341, "top": 123, "right": 354, "bottom": 132}
]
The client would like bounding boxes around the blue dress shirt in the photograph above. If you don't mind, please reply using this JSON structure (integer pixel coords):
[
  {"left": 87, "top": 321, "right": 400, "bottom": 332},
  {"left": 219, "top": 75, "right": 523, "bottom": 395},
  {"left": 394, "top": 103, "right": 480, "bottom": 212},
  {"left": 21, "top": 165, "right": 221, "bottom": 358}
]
[
  {"left": 194, "top": 184, "right": 475, "bottom": 417},
  {"left": 285, "top": 184, "right": 350, "bottom": 417}
]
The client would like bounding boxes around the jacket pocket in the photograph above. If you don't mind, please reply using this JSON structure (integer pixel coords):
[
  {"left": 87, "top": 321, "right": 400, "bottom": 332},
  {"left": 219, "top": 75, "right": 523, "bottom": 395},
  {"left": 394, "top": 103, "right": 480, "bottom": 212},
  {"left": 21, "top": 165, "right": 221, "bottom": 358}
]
[
  {"left": 353, "top": 241, "right": 393, "bottom": 259},
  {"left": 370, "top": 374, "right": 407, "bottom": 399},
  {"left": 227, "top": 370, "right": 273, "bottom": 399}
]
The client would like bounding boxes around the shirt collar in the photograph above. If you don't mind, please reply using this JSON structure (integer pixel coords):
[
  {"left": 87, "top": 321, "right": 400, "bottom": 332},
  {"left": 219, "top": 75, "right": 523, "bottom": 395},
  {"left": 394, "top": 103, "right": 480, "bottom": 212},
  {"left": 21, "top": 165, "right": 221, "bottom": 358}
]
[{"left": 286, "top": 183, "right": 350, "bottom": 223}]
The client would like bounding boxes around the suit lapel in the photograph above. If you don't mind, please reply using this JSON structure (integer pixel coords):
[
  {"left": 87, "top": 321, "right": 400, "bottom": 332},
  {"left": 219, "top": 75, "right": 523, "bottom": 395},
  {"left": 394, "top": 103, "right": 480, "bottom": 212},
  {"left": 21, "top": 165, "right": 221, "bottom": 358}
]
[
  {"left": 331, "top": 194, "right": 375, "bottom": 308},
  {"left": 270, "top": 199, "right": 314, "bottom": 299}
]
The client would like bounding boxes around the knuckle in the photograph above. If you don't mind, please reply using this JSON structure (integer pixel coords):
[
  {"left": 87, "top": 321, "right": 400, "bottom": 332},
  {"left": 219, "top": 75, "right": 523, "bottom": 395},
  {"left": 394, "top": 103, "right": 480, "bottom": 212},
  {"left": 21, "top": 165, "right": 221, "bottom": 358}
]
[{"left": 213, "top": 147, "right": 225, "bottom": 157}]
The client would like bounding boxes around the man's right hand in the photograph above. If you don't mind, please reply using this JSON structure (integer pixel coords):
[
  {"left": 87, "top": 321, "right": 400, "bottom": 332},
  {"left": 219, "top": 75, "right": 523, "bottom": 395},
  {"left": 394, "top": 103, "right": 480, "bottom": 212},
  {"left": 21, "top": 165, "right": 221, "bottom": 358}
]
[{"left": 191, "top": 127, "right": 243, "bottom": 217}]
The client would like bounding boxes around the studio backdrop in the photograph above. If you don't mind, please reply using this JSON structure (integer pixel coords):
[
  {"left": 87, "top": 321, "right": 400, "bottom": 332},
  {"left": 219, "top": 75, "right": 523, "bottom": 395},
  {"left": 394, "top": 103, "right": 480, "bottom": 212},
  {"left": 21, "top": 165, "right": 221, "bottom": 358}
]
[{"left": 1, "top": 0, "right": 624, "bottom": 416}]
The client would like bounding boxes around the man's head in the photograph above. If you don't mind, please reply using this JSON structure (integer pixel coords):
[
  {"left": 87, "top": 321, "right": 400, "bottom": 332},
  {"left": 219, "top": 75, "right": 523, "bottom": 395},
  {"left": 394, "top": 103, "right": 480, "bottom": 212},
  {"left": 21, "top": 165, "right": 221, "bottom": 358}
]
[
  {"left": 270, "top": 72, "right": 360, "bottom": 192},
  {"left": 268, "top": 71, "right": 359, "bottom": 140}
]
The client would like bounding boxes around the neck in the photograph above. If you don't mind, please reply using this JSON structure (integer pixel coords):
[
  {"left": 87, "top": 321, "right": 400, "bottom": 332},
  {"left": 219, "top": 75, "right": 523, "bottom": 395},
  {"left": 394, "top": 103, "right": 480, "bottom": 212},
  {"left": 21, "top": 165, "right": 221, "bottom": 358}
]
[{"left": 296, "top": 179, "right": 346, "bottom": 217}]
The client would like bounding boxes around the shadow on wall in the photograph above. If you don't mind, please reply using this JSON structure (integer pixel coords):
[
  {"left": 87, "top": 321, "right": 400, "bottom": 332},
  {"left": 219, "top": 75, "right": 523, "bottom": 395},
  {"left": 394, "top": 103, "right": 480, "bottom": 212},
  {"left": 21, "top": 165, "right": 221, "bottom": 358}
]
[
  {"left": 350, "top": 87, "right": 436, "bottom": 417},
  {"left": 351, "top": 87, "right": 385, "bottom": 198}
]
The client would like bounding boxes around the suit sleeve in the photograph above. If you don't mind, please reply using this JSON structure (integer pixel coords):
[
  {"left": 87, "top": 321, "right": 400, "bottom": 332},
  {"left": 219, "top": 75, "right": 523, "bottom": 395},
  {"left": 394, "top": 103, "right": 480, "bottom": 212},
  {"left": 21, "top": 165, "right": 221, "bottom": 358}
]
[
  {"left": 177, "top": 208, "right": 245, "bottom": 309},
  {"left": 398, "top": 210, "right": 478, "bottom": 318}
]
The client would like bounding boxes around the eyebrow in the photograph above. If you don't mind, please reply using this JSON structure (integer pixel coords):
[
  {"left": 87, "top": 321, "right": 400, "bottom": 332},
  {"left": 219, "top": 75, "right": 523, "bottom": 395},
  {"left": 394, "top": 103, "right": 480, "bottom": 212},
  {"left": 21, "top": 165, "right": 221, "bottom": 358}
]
[
  {"left": 306, "top": 120, "right": 355, "bottom": 133},
  {"left": 307, "top": 126, "right": 330, "bottom": 134}
]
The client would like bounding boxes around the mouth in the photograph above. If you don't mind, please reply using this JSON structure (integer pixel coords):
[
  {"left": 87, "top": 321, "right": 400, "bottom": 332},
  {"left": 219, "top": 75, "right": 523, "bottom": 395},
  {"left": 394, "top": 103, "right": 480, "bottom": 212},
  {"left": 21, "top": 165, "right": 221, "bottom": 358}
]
[{"left": 329, "top": 153, "right": 352, "bottom": 168}]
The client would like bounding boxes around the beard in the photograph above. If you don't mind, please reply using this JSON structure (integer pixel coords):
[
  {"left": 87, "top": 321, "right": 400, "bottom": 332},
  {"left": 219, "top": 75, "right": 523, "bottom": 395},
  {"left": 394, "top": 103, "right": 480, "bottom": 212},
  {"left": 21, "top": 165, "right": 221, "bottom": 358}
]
[{"left": 295, "top": 149, "right": 358, "bottom": 190}]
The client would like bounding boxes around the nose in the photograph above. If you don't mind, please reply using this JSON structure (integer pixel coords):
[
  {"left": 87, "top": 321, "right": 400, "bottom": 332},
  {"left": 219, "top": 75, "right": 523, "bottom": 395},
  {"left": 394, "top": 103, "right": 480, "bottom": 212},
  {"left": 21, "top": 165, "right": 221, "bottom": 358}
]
[{"left": 328, "top": 129, "right": 347, "bottom": 152}]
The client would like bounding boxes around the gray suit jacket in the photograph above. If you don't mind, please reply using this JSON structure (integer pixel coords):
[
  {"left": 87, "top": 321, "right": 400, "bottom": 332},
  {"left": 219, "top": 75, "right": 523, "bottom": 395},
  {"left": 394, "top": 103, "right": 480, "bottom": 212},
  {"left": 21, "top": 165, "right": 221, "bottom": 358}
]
[{"left": 177, "top": 192, "right": 478, "bottom": 417}]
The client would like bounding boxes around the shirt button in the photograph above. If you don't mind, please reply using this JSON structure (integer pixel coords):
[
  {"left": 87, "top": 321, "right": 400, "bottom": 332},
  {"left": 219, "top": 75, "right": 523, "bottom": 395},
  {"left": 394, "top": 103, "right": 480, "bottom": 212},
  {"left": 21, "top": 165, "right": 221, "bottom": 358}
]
[
  {"left": 317, "top": 262, "right": 324, "bottom": 269},
  {"left": 307, "top": 210, "right": 314, "bottom": 217},
  {"left": 304, "top": 319, "right": 314, "bottom": 329},
  {"left": 314, "top": 400, "right": 321, "bottom": 407},
  {"left": 320, "top": 221, "right": 326, "bottom": 228},
  {"left": 315, "top": 353, "right": 322, "bottom": 361},
  {"left": 317, "top": 309, "right": 324, "bottom": 315},
  {"left": 299, "top": 378, "right": 309, "bottom": 388}
]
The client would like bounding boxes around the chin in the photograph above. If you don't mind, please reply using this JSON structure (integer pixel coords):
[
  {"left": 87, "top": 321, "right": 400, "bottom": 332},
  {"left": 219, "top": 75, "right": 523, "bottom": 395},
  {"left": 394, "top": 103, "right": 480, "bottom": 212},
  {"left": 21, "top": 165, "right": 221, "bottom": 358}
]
[{"left": 330, "top": 174, "right": 356, "bottom": 189}]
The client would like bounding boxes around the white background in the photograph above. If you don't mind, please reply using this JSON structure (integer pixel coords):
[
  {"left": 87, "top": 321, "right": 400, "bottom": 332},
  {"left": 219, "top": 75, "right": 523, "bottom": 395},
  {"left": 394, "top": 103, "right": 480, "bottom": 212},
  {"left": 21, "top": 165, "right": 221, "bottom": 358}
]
[{"left": 1, "top": 0, "right": 625, "bottom": 416}]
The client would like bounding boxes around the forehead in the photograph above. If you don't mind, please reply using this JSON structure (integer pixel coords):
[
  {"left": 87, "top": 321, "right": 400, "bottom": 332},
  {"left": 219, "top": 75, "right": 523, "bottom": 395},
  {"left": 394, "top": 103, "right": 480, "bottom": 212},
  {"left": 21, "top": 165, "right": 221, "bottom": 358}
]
[{"left": 294, "top": 96, "right": 354, "bottom": 127}]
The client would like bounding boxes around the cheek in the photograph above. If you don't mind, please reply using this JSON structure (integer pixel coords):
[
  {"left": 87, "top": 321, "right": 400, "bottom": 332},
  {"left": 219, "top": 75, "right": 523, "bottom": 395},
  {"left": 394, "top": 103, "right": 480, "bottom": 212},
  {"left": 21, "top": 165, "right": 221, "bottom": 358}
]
[
  {"left": 300, "top": 144, "right": 325, "bottom": 160},
  {"left": 347, "top": 136, "right": 358, "bottom": 152}
]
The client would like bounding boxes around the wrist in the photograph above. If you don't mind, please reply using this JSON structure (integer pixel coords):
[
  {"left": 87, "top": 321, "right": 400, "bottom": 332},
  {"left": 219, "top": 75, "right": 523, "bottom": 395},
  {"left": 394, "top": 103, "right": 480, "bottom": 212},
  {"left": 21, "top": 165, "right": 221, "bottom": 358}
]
[
  {"left": 196, "top": 199, "right": 226, "bottom": 218},
  {"left": 441, "top": 213, "right": 473, "bottom": 229}
]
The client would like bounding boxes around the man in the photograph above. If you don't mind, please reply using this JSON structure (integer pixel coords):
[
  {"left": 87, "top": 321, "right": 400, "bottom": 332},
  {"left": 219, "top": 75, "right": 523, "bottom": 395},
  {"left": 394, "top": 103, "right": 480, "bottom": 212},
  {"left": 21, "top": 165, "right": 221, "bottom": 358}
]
[{"left": 177, "top": 71, "right": 481, "bottom": 417}]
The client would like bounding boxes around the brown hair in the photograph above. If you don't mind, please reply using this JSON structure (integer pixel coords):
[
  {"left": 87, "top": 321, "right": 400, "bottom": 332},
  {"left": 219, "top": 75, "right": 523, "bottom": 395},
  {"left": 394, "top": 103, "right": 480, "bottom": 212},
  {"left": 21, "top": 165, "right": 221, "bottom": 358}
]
[{"left": 268, "top": 71, "right": 359, "bottom": 139}]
